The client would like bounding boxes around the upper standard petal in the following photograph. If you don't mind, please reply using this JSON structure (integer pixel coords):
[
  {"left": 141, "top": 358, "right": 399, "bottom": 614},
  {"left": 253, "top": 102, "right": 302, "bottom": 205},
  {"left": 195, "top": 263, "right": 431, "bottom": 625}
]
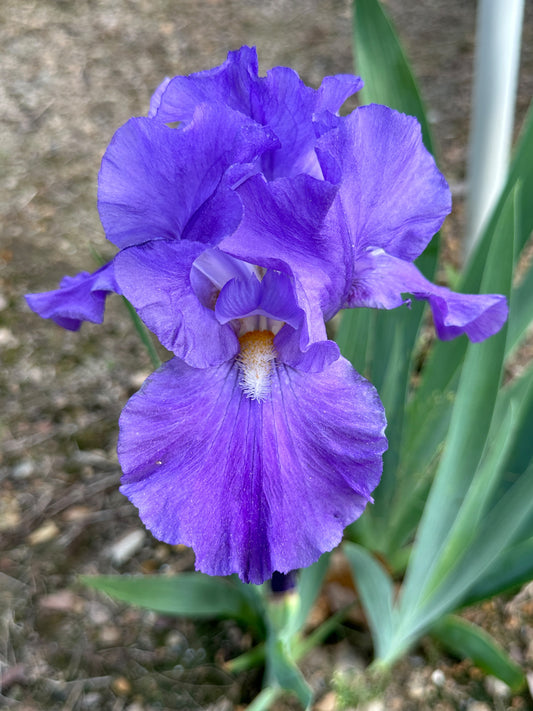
[
  {"left": 152, "top": 46, "right": 362, "bottom": 180},
  {"left": 98, "top": 104, "right": 277, "bottom": 249},
  {"left": 151, "top": 46, "right": 261, "bottom": 123}
]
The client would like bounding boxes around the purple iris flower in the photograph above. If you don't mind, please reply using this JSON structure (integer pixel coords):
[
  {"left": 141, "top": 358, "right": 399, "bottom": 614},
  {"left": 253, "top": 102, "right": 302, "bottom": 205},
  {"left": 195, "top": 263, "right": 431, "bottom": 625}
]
[
  {"left": 26, "top": 47, "right": 507, "bottom": 584},
  {"left": 117, "top": 170, "right": 387, "bottom": 584}
]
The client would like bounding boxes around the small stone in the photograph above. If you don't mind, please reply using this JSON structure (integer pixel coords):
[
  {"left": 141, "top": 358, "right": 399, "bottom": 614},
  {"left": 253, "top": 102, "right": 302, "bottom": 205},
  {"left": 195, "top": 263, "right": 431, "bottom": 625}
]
[
  {"left": 12, "top": 459, "right": 35, "bottom": 479},
  {"left": 204, "top": 699, "right": 232, "bottom": 711},
  {"left": 165, "top": 630, "right": 187, "bottom": 653},
  {"left": 125, "top": 704, "right": 145, "bottom": 711},
  {"left": 39, "top": 590, "right": 84, "bottom": 613},
  {"left": 98, "top": 625, "right": 121, "bottom": 645},
  {"left": 130, "top": 371, "right": 150, "bottom": 389},
  {"left": 360, "top": 700, "right": 385, "bottom": 711},
  {"left": 431, "top": 669, "right": 446, "bottom": 687},
  {"left": 81, "top": 692, "right": 102, "bottom": 709},
  {"left": 111, "top": 676, "right": 131, "bottom": 696},
  {"left": 27, "top": 520, "right": 59, "bottom": 545},
  {"left": 485, "top": 675, "right": 511, "bottom": 699},
  {"left": 62, "top": 505, "right": 92, "bottom": 522},
  {"left": 407, "top": 671, "right": 431, "bottom": 700},
  {"left": 0, "top": 495, "right": 21, "bottom": 530},
  {"left": 86, "top": 600, "right": 112, "bottom": 625},
  {"left": 333, "top": 640, "right": 365, "bottom": 676},
  {"left": 314, "top": 691, "right": 337, "bottom": 711},
  {"left": 109, "top": 529, "right": 146, "bottom": 565},
  {"left": 0, "top": 328, "right": 19, "bottom": 347},
  {"left": 467, "top": 702, "right": 492, "bottom": 711},
  {"left": 154, "top": 544, "right": 169, "bottom": 561}
]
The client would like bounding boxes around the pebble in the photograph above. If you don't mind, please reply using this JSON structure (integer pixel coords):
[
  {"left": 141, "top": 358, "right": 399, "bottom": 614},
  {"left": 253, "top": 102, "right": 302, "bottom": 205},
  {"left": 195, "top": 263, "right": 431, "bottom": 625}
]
[
  {"left": 27, "top": 520, "right": 59, "bottom": 545},
  {"left": 0, "top": 327, "right": 19, "bottom": 347},
  {"left": 467, "top": 702, "right": 492, "bottom": 711},
  {"left": 431, "top": 668, "right": 446, "bottom": 687},
  {"left": 12, "top": 459, "right": 35, "bottom": 479},
  {"left": 98, "top": 625, "right": 121, "bottom": 645},
  {"left": 314, "top": 691, "right": 337, "bottom": 711},
  {"left": 111, "top": 676, "right": 131, "bottom": 696},
  {"left": 485, "top": 675, "right": 511, "bottom": 699},
  {"left": 204, "top": 699, "right": 233, "bottom": 711},
  {"left": 86, "top": 600, "right": 112, "bottom": 625},
  {"left": 80, "top": 692, "right": 102, "bottom": 709},
  {"left": 130, "top": 370, "right": 150, "bottom": 389},
  {"left": 165, "top": 630, "right": 187, "bottom": 653},
  {"left": 39, "top": 589, "right": 84, "bottom": 613},
  {"left": 407, "top": 671, "right": 431, "bottom": 700},
  {"left": 0, "top": 495, "right": 21, "bottom": 530},
  {"left": 109, "top": 529, "right": 146, "bottom": 565},
  {"left": 62, "top": 505, "right": 92, "bottom": 522},
  {"left": 359, "top": 700, "right": 385, "bottom": 711}
]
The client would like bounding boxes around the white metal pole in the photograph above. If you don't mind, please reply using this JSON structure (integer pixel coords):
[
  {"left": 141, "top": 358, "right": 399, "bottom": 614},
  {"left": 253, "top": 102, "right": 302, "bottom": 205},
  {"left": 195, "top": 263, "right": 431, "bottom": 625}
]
[{"left": 464, "top": 0, "right": 524, "bottom": 261}]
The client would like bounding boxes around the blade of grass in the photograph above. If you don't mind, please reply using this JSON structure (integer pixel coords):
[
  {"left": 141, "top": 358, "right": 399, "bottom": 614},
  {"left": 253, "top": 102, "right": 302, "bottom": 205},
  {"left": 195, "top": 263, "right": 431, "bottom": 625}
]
[
  {"left": 406, "top": 102, "right": 533, "bottom": 431},
  {"left": 121, "top": 296, "right": 161, "bottom": 370},
  {"left": 347, "top": 0, "right": 440, "bottom": 550},
  {"left": 462, "top": 537, "right": 533, "bottom": 605},
  {"left": 399, "top": 183, "right": 516, "bottom": 618},
  {"left": 431, "top": 615, "right": 525, "bottom": 692},
  {"left": 90, "top": 246, "right": 161, "bottom": 369},
  {"left": 407, "top": 460, "right": 533, "bottom": 640},
  {"left": 344, "top": 542, "right": 395, "bottom": 659},
  {"left": 81, "top": 573, "right": 262, "bottom": 630},
  {"left": 352, "top": 0, "right": 435, "bottom": 154}
]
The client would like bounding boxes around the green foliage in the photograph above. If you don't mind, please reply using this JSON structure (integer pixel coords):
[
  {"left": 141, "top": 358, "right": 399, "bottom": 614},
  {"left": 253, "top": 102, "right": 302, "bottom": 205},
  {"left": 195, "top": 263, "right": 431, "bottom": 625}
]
[
  {"left": 342, "top": 0, "right": 533, "bottom": 688},
  {"left": 82, "top": 2, "right": 533, "bottom": 705},
  {"left": 342, "top": 0, "right": 441, "bottom": 555},
  {"left": 83, "top": 559, "right": 335, "bottom": 709},
  {"left": 81, "top": 572, "right": 264, "bottom": 631},
  {"left": 431, "top": 616, "right": 525, "bottom": 692}
]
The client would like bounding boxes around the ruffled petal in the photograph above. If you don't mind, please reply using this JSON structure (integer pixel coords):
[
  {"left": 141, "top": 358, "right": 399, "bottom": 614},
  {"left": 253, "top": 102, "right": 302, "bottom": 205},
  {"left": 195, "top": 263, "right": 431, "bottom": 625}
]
[
  {"left": 153, "top": 46, "right": 362, "bottom": 180},
  {"left": 147, "top": 77, "right": 171, "bottom": 118},
  {"left": 349, "top": 249, "right": 508, "bottom": 342},
  {"left": 316, "top": 104, "right": 451, "bottom": 261},
  {"left": 114, "top": 240, "right": 239, "bottom": 366},
  {"left": 152, "top": 46, "right": 261, "bottom": 123},
  {"left": 98, "top": 104, "right": 277, "bottom": 249},
  {"left": 118, "top": 354, "right": 386, "bottom": 584},
  {"left": 25, "top": 261, "right": 118, "bottom": 331},
  {"left": 315, "top": 74, "right": 364, "bottom": 114},
  {"left": 255, "top": 67, "right": 361, "bottom": 180}
]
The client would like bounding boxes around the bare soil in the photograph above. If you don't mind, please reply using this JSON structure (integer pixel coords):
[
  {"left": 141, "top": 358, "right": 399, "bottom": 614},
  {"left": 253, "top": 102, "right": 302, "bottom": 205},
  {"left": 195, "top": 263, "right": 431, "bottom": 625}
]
[{"left": 1, "top": 1, "right": 533, "bottom": 709}]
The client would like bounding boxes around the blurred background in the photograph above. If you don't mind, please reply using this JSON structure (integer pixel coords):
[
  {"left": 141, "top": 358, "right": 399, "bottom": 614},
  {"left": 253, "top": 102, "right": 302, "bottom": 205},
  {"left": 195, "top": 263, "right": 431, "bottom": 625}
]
[{"left": 1, "top": 1, "right": 532, "bottom": 709}]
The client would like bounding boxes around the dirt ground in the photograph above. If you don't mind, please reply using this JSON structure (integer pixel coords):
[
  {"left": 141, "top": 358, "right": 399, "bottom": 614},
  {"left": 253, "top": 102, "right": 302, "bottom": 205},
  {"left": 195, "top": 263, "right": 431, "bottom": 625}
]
[{"left": 1, "top": 1, "right": 533, "bottom": 709}]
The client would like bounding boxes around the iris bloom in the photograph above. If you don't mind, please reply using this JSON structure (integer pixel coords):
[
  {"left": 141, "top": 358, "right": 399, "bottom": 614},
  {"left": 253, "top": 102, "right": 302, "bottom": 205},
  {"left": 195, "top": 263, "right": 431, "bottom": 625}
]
[{"left": 26, "top": 47, "right": 507, "bottom": 583}]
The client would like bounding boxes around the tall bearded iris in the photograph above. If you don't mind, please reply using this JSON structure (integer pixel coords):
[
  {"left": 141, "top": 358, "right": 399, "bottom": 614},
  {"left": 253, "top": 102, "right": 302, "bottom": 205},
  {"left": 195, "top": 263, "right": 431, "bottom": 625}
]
[{"left": 26, "top": 47, "right": 507, "bottom": 584}]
